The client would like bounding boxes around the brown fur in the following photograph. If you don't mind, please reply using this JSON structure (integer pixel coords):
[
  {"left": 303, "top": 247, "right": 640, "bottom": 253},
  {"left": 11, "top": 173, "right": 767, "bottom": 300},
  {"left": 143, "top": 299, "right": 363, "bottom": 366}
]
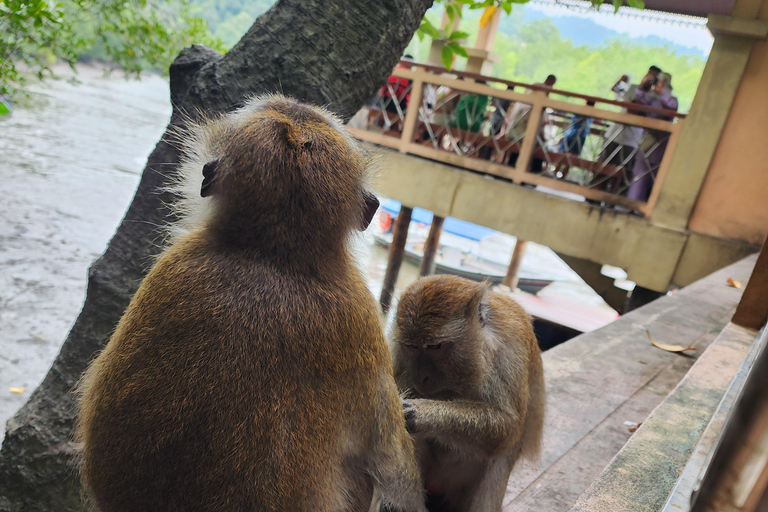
[
  {"left": 76, "top": 95, "right": 425, "bottom": 512},
  {"left": 389, "top": 276, "right": 545, "bottom": 512}
]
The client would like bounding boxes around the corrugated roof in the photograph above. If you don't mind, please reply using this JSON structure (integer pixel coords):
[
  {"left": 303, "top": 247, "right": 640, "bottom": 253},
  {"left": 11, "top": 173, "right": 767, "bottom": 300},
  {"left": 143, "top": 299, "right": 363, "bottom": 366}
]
[
  {"left": 642, "top": 0, "right": 735, "bottom": 17},
  {"left": 531, "top": 0, "right": 733, "bottom": 26}
]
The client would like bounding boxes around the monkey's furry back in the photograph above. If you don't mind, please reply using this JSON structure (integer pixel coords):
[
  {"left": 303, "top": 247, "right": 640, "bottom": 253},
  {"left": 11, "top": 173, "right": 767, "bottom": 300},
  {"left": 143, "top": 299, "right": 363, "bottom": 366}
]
[{"left": 75, "top": 95, "right": 426, "bottom": 512}]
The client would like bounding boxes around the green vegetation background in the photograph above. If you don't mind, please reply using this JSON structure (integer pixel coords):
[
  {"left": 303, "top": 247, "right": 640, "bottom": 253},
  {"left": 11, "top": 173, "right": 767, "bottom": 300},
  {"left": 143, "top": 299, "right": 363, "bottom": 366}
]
[
  {"left": 52, "top": 0, "right": 705, "bottom": 111},
  {"left": 187, "top": 0, "right": 706, "bottom": 111}
]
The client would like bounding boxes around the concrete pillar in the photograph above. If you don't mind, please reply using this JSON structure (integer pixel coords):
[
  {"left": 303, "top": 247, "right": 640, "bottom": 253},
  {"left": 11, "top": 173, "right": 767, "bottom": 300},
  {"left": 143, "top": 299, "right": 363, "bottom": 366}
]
[
  {"left": 465, "top": 7, "right": 501, "bottom": 75},
  {"left": 651, "top": 0, "right": 768, "bottom": 229},
  {"left": 380, "top": 206, "right": 413, "bottom": 314}
]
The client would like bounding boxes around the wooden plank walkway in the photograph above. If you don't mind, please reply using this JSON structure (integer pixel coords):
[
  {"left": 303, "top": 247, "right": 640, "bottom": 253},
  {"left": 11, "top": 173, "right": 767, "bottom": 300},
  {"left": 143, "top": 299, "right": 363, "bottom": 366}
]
[{"left": 502, "top": 254, "right": 759, "bottom": 511}]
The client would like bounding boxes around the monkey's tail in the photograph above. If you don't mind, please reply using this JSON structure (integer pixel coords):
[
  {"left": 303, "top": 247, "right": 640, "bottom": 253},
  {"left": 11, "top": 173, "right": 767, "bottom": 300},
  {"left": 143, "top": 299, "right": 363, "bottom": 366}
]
[{"left": 521, "top": 354, "right": 545, "bottom": 462}]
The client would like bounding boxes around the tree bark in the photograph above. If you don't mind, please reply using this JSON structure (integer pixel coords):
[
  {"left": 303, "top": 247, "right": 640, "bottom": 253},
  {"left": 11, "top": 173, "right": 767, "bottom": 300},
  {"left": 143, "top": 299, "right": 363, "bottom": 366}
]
[{"left": 0, "top": 1, "right": 432, "bottom": 509}]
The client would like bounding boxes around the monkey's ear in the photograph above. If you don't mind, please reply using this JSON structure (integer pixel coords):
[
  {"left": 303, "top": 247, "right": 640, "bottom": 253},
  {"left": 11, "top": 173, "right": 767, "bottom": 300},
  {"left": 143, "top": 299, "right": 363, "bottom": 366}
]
[
  {"left": 201, "top": 160, "right": 219, "bottom": 198},
  {"left": 359, "top": 190, "right": 380, "bottom": 231},
  {"left": 469, "top": 284, "right": 491, "bottom": 327}
]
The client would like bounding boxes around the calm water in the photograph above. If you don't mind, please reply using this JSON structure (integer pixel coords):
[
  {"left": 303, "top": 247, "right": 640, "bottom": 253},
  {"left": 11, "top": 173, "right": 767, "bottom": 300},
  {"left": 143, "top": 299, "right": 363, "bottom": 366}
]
[{"left": 0, "top": 67, "right": 608, "bottom": 429}]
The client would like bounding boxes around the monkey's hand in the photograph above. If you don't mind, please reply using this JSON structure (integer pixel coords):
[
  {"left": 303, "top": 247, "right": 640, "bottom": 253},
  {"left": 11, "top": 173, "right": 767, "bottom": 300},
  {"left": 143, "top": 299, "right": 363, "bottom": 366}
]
[
  {"left": 401, "top": 398, "right": 418, "bottom": 434},
  {"left": 399, "top": 398, "right": 521, "bottom": 457}
]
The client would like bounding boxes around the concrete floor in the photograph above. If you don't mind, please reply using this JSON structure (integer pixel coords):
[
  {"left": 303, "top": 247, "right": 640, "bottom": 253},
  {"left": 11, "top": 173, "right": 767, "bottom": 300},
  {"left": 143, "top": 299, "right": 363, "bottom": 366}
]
[{"left": 504, "top": 255, "right": 757, "bottom": 511}]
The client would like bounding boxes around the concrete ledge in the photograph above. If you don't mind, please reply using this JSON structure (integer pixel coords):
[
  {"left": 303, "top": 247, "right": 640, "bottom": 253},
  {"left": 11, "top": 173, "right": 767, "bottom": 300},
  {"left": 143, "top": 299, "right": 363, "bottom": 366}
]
[
  {"left": 568, "top": 322, "right": 756, "bottom": 512},
  {"left": 502, "top": 254, "right": 757, "bottom": 511},
  {"left": 661, "top": 326, "right": 765, "bottom": 511},
  {"left": 370, "top": 146, "right": 756, "bottom": 292}
]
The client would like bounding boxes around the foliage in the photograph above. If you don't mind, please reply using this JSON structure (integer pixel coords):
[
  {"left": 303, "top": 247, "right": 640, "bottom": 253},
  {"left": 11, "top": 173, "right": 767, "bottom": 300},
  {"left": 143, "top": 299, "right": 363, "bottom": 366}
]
[
  {"left": 3, "top": 0, "right": 703, "bottom": 111},
  {"left": 0, "top": 0, "right": 224, "bottom": 95},
  {"left": 493, "top": 19, "right": 704, "bottom": 110},
  {"left": 416, "top": 0, "right": 645, "bottom": 69},
  {"left": 405, "top": 9, "right": 704, "bottom": 111},
  {"left": 186, "top": 0, "right": 272, "bottom": 47}
]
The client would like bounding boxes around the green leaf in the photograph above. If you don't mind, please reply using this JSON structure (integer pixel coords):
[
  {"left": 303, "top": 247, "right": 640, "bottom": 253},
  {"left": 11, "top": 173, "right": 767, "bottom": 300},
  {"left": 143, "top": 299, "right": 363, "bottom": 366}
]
[
  {"left": 502, "top": 2, "right": 512, "bottom": 15},
  {"left": 447, "top": 41, "right": 468, "bottom": 57},
  {"left": 446, "top": 4, "right": 455, "bottom": 23},
  {"left": 441, "top": 44, "right": 454, "bottom": 70},
  {"left": 419, "top": 19, "right": 442, "bottom": 39},
  {"left": 626, "top": 0, "right": 645, "bottom": 8},
  {"left": 448, "top": 30, "right": 470, "bottom": 41}
]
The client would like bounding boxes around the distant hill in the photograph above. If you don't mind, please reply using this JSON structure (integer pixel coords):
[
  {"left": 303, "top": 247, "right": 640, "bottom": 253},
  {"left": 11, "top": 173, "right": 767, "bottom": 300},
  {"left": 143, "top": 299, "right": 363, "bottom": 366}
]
[
  {"left": 188, "top": 0, "right": 706, "bottom": 110},
  {"left": 190, "top": 0, "right": 707, "bottom": 59},
  {"left": 521, "top": 10, "right": 707, "bottom": 57}
]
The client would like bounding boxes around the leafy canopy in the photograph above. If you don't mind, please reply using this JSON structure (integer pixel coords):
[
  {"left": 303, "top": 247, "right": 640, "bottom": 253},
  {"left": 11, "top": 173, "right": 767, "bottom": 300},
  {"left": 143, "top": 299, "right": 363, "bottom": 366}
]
[
  {"left": 418, "top": 0, "right": 645, "bottom": 69},
  {"left": 0, "top": 0, "right": 223, "bottom": 95},
  {"left": 407, "top": 11, "right": 703, "bottom": 111},
  {"left": 1, "top": 0, "right": 648, "bottom": 97}
]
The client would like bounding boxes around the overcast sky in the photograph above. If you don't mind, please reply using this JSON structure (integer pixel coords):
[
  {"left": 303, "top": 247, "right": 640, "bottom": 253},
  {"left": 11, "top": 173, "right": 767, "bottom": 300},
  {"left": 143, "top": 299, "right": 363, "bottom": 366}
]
[{"left": 528, "top": 2, "right": 715, "bottom": 55}]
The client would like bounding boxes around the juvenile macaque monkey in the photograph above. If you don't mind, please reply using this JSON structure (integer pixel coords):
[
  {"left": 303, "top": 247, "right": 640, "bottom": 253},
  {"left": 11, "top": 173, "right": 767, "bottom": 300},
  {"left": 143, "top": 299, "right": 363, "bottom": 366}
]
[
  {"left": 77, "top": 95, "right": 426, "bottom": 512},
  {"left": 389, "top": 275, "right": 545, "bottom": 512}
]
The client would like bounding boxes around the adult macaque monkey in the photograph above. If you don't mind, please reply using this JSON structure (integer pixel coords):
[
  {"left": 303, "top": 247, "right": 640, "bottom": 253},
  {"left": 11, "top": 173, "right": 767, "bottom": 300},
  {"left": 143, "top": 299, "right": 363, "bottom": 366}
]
[
  {"left": 77, "top": 95, "right": 426, "bottom": 512},
  {"left": 388, "top": 275, "right": 545, "bottom": 512}
]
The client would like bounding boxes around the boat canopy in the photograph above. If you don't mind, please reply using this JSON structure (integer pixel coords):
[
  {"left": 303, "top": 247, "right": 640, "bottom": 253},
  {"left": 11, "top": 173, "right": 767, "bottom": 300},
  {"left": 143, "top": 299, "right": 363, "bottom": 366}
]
[{"left": 380, "top": 199, "right": 497, "bottom": 242}]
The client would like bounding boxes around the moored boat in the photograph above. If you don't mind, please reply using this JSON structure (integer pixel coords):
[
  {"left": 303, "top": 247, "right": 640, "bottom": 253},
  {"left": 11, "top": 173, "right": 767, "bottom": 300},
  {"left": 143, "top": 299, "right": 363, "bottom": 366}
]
[{"left": 375, "top": 200, "right": 556, "bottom": 295}]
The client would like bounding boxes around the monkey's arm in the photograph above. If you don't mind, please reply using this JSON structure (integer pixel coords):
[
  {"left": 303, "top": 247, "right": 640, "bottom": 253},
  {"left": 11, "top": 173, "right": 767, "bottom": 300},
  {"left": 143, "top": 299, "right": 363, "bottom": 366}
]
[{"left": 403, "top": 398, "right": 522, "bottom": 457}]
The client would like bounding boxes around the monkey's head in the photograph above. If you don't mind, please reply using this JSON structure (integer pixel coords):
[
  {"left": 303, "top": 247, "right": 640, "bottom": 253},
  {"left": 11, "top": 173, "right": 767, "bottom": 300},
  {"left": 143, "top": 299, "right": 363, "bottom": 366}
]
[
  {"left": 392, "top": 276, "right": 492, "bottom": 399},
  {"left": 172, "top": 94, "right": 378, "bottom": 250}
]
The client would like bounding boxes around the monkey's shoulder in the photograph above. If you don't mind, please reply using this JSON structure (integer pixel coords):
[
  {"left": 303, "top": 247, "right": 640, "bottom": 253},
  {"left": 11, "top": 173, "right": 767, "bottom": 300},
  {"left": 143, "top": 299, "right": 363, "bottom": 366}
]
[
  {"left": 107, "top": 234, "right": 386, "bottom": 369},
  {"left": 139, "top": 235, "right": 371, "bottom": 313}
]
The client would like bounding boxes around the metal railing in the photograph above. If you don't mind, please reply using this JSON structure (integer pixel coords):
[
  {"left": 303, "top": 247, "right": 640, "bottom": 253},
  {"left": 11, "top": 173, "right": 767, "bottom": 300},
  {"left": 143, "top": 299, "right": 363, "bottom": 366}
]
[{"left": 347, "top": 61, "right": 685, "bottom": 216}]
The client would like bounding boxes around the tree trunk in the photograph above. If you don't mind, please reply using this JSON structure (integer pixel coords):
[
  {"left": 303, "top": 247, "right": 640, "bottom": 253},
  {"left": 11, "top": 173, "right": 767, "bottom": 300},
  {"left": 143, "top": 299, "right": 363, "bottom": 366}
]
[{"left": 0, "top": 1, "right": 432, "bottom": 509}]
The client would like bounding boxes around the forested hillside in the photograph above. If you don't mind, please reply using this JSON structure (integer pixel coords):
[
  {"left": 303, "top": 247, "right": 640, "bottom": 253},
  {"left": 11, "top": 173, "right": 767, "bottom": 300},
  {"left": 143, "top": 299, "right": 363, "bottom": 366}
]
[
  {"left": 187, "top": 0, "right": 274, "bottom": 47},
  {"left": 186, "top": 0, "right": 706, "bottom": 110},
  {"left": 405, "top": 8, "right": 706, "bottom": 110}
]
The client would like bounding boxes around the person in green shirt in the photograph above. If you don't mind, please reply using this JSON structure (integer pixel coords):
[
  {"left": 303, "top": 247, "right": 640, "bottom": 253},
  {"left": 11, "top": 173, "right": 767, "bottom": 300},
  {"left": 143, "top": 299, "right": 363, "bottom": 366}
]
[{"left": 450, "top": 80, "right": 490, "bottom": 133}]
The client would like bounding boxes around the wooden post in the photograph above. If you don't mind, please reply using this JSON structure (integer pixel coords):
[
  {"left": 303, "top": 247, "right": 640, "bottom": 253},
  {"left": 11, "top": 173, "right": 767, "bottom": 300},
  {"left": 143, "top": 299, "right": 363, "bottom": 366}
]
[
  {"left": 512, "top": 92, "right": 546, "bottom": 176},
  {"left": 399, "top": 72, "right": 424, "bottom": 151},
  {"left": 419, "top": 215, "right": 445, "bottom": 277},
  {"left": 380, "top": 206, "right": 413, "bottom": 314},
  {"left": 502, "top": 239, "right": 528, "bottom": 290},
  {"left": 733, "top": 234, "right": 768, "bottom": 330}
]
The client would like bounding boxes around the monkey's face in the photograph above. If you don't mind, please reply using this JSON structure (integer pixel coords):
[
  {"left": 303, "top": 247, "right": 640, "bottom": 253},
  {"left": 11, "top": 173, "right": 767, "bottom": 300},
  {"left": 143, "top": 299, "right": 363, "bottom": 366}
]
[{"left": 393, "top": 276, "right": 488, "bottom": 399}]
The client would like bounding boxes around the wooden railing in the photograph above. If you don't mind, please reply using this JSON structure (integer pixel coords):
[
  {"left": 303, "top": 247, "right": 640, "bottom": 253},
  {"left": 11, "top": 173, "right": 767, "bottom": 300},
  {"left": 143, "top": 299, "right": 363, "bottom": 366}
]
[{"left": 347, "top": 61, "right": 685, "bottom": 216}]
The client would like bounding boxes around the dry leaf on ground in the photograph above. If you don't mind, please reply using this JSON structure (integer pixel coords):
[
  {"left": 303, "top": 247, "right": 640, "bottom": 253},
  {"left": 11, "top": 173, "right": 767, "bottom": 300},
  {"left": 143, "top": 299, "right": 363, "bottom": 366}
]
[
  {"left": 647, "top": 330, "right": 697, "bottom": 353},
  {"left": 9, "top": 387, "right": 25, "bottom": 394},
  {"left": 727, "top": 278, "right": 742, "bottom": 288}
]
